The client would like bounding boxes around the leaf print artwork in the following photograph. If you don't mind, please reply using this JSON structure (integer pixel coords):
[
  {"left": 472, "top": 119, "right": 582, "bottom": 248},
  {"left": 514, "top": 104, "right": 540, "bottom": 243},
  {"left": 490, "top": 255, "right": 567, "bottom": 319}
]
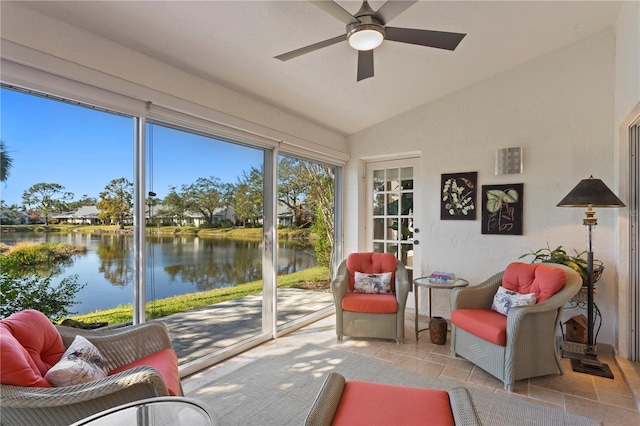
[
  {"left": 440, "top": 172, "right": 477, "bottom": 220},
  {"left": 481, "top": 184, "right": 523, "bottom": 235}
]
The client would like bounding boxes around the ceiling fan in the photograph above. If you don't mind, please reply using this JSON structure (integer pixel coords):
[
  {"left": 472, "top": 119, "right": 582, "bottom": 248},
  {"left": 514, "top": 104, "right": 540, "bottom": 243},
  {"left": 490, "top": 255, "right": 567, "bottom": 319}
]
[{"left": 275, "top": 0, "right": 466, "bottom": 81}]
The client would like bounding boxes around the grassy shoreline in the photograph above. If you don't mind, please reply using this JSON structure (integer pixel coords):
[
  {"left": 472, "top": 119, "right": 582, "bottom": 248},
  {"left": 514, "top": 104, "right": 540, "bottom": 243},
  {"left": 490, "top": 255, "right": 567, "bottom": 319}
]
[
  {"left": 67, "top": 266, "right": 331, "bottom": 326},
  {"left": 0, "top": 224, "right": 313, "bottom": 240}
]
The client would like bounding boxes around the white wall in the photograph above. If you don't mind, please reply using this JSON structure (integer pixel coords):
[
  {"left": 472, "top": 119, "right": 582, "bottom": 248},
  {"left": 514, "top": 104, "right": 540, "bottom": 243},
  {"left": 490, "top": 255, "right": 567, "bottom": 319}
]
[
  {"left": 614, "top": 0, "right": 640, "bottom": 358},
  {"left": 346, "top": 30, "right": 622, "bottom": 345}
]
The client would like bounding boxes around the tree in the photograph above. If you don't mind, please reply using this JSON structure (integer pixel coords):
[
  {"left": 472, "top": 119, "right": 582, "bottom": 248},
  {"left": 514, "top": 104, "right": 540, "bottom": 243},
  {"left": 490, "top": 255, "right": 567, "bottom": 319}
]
[
  {"left": 22, "top": 183, "right": 73, "bottom": 225},
  {"left": 300, "top": 162, "right": 335, "bottom": 268},
  {"left": 97, "top": 178, "right": 133, "bottom": 229},
  {"left": 181, "top": 176, "right": 225, "bottom": 227},
  {"left": 0, "top": 140, "right": 13, "bottom": 183},
  {"left": 231, "top": 166, "right": 263, "bottom": 226},
  {"left": 161, "top": 186, "right": 188, "bottom": 226},
  {"left": 66, "top": 195, "right": 98, "bottom": 211},
  {"left": 278, "top": 157, "right": 309, "bottom": 227}
]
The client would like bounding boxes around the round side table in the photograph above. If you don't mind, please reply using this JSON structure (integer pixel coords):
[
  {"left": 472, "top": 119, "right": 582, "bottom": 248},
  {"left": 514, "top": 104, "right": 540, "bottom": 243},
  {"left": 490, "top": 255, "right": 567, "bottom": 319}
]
[{"left": 413, "top": 277, "right": 469, "bottom": 341}]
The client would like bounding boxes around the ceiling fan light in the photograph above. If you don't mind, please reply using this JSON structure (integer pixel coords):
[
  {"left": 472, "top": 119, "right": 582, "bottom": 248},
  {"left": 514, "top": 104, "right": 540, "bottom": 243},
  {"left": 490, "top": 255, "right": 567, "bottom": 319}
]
[{"left": 348, "top": 28, "right": 384, "bottom": 51}]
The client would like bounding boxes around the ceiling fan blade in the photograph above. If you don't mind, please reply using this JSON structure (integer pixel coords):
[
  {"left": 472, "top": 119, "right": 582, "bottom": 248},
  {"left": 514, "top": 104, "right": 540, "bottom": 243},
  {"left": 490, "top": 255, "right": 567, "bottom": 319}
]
[
  {"left": 357, "top": 50, "right": 374, "bottom": 82},
  {"left": 309, "top": 0, "right": 359, "bottom": 25},
  {"left": 275, "top": 34, "right": 347, "bottom": 61},
  {"left": 373, "top": 0, "right": 418, "bottom": 25},
  {"left": 385, "top": 27, "right": 466, "bottom": 51}
]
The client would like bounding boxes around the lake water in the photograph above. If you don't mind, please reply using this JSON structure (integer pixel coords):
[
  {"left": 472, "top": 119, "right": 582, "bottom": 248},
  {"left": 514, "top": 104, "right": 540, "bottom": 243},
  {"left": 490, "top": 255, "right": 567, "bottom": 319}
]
[{"left": 2, "top": 232, "right": 317, "bottom": 314}]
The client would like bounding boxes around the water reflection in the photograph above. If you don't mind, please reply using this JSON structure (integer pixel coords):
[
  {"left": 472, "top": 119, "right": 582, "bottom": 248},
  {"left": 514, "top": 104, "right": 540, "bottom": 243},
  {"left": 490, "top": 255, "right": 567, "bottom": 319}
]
[{"left": 2, "top": 232, "right": 317, "bottom": 314}]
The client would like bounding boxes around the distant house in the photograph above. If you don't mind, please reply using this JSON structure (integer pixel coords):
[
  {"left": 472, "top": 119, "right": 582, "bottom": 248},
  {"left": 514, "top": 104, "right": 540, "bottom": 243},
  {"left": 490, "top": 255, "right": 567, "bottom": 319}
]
[
  {"left": 52, "top": 206, "right": 102, "bottom": 225},
  {"left": 148, "top": 204, "right": 235, "bottom": 227},
  {"left": 0, "top": 208, "right": 29, "bottom": 224}
]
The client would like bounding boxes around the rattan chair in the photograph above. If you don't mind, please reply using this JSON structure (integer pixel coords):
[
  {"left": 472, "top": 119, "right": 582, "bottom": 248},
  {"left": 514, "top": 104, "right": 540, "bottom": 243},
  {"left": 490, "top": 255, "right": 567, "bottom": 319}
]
[
  {"left": 331, "top": 252, "right": 410, "bottom": 344},
  {"left": 0, "top": 321, "right": 181, "bottom": 426},
  {"left": 449, "top": 263, "right": 582, "bottom": 391}
]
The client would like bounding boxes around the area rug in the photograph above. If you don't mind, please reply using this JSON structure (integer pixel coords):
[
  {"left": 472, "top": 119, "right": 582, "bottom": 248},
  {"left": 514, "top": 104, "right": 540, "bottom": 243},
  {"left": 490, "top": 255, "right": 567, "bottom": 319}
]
[{"left": 188, "top": 344, "right": 599, "bottom": 425}]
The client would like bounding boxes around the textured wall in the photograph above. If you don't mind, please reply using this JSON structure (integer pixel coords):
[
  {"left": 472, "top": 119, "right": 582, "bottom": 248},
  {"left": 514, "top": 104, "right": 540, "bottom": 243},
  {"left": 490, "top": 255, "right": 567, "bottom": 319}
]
[{"left": 346, "top": 30, "right": 620, "bottom": 343}]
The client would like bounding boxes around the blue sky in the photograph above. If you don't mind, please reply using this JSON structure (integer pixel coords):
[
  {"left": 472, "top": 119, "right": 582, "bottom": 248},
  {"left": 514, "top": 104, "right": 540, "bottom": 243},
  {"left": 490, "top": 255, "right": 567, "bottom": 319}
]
[{"left": 0, "top": 88, "right": 264, "bottom": 207}]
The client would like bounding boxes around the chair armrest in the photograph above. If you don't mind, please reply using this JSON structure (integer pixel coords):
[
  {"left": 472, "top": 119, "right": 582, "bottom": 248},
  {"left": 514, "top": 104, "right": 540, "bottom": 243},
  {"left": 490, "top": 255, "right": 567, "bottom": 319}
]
[
  {"left": 395, "top": 261, "right": 410, "bottom": 306},
  {"left": 0, "top": 366, "right": 169, "bottom": 426},
  {"left": 450, "top": 271, "right": 504, "bottom": 310},
  {"left": 305, "top": 372, "right": 346, "bottom": 426},
  {"left": 448, "top": 387, "right": 481, "bottom": 426},
  {"left": 330, "top": 260, "right": 349, "bottom": 306},
  {"left": 56, "top": 321, "right": 174, "bottom": 370}
]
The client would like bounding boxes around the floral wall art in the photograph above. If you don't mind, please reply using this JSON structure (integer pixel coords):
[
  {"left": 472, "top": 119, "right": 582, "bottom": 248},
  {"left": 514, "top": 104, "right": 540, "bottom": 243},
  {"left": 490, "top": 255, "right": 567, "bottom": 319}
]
[
  {"left": 440, "top": 172, "right": 477, "bottom": 220},
  {"left": 481, "top": 183, "right": 524, "bottom": 235}
]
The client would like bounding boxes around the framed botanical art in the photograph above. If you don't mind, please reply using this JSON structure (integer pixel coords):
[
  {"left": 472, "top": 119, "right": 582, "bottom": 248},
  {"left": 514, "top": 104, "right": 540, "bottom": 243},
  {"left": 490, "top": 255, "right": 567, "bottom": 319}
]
[
  {"left": 481, "top": 183, "right": 524, "bottom": 235},
  {"left": 440, "top": 172, "right": 477, "bottom": 220}
]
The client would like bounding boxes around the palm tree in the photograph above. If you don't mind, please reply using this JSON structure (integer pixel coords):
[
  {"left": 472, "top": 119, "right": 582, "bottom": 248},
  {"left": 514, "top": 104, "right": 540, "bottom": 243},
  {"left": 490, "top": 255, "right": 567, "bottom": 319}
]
[{"left": 0, "top": 140, "right": 13, "bottom": 183}]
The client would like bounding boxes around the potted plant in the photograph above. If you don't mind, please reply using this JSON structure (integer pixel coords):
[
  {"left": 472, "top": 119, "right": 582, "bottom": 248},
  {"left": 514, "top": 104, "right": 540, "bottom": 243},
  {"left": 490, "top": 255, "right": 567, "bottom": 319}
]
[{"left": 518, "top": 245, "right": 604, "bottom": 287}]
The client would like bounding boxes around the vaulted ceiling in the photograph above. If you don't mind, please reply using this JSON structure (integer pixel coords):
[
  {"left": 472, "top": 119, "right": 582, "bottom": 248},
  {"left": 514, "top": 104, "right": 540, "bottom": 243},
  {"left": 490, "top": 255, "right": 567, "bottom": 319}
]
[{"left": 16, "top": 1, "right": 622, "bottom": 135}]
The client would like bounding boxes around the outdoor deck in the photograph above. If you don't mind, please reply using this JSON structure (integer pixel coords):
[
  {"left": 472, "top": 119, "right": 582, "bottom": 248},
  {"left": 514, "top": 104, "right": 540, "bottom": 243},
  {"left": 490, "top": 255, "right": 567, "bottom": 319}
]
[{"left": 160, "top": 288, "right": 334, "bottom": 365}]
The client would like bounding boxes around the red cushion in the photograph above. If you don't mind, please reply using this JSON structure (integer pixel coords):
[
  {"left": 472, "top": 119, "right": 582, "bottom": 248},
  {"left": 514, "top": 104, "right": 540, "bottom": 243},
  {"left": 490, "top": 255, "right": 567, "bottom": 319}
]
[
  {"left": 451, "top": 309, "right": 508, "bottom": 346},
  {"left": 0, "top": 309, "right": 65, "bottom": 387},
  {"left": 332, "top": 381, "right": 454, "bottom": 426},
  {"left": 341, "top": 293, "right": 398, "bottom": 314},
  {"left": 503, "top": 262, "right": 566, "bottom": 303},
  {"left": 109, "top": 348, "right": 180, "bottom": 396},
  {"left": 346, "top": 253, "right": 397, "bottom": 292}
]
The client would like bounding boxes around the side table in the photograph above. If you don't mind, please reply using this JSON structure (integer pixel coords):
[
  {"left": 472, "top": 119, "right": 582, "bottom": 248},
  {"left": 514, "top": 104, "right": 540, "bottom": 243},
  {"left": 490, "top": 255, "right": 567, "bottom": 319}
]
[
  {"left": 70, "top": 397, "right": 219, "bottom": 426},
  {"left": 413, "top": 277, "right": 469, "bottom": 341}
]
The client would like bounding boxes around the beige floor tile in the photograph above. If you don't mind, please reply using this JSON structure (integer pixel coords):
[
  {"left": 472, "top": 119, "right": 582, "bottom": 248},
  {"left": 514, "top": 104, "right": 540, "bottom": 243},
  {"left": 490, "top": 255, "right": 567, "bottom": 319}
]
[
  {"left": 392, "top": 355, "right": 446, "bottom": 377},
  {"left": 565, "top": 394, "right": 640, "bottom": 426}
]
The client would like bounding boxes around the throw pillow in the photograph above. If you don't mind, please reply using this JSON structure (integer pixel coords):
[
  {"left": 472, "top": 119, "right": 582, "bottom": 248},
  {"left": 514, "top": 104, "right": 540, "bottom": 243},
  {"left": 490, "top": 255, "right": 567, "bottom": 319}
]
[
  {"left": 353, "top": 271, "right": 393, "bottom": 294},
  {"left": 44, "top": 335, "right": 109, "bottom": 386},
  {"left": 491, "top": 286, "right": 536, "bottom": 316}
]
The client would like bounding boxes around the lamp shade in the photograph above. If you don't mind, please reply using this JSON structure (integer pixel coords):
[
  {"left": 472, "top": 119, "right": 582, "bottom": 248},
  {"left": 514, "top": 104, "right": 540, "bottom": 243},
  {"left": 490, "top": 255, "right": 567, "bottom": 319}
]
[{"left": 557, "top": 175, "right": 625, "bottom": 208}]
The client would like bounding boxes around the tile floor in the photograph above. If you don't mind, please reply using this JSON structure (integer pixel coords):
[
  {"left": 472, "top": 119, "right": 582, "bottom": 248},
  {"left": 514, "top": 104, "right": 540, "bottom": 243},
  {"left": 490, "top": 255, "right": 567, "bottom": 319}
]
[{"left": 184, "top": 313, "right": 640, "bottom": 426}]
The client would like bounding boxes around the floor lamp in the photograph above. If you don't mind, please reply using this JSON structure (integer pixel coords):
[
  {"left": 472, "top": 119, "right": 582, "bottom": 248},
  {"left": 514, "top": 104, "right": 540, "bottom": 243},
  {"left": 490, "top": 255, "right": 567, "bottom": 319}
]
[{"left": 557, "top": 175, "right": 625, "bottom": 379}]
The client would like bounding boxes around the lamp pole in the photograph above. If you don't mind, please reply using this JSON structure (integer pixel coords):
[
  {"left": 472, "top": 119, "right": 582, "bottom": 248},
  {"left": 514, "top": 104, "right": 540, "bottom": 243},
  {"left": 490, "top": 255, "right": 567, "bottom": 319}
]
[
  {"left": 557, "top": 176, "right": 624, "bottom": 379},
  {"left": 582, "top": 207, "right": 600, "bottom": 367}
]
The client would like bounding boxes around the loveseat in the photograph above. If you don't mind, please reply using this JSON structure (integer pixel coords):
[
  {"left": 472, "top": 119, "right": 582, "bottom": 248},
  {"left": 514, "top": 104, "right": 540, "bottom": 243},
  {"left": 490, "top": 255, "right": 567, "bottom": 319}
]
[{"left": 0, "top": 309, "right": 181, "bottom": 426}]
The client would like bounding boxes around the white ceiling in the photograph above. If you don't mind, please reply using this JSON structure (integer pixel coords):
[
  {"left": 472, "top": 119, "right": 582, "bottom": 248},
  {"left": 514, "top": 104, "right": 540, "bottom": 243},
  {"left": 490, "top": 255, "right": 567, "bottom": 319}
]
[{"left": 19, "top": 1, "right": 622, "bottom": 135}]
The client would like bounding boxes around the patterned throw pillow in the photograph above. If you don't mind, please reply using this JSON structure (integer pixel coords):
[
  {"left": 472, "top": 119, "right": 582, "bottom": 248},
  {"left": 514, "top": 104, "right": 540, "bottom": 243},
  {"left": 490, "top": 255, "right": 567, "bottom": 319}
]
[
  {"left": 491, "top": 286, "right": 536, "bottom": 316},
  {"left": 44, "top": 335, "right": 109, "bottom": 386},
  {"left": 353, "top": 271, "right": 393, "bottom": 294}
]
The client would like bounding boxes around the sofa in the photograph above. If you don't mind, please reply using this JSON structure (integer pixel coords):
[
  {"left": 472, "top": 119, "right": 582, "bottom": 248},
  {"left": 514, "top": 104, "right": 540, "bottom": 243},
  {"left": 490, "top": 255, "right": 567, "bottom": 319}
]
[{"left": 0, "top": 309, "right": 181, "bottom": 426}]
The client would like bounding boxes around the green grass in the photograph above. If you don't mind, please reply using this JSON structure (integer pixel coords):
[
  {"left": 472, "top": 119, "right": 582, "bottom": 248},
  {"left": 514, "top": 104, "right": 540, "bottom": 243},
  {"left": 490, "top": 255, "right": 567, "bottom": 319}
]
[
  {"left": 67, "top": 266, "right": 330, "bottom": 325},
  {"left": 2, "top": 224, "right": 313, "bottom": 240}
]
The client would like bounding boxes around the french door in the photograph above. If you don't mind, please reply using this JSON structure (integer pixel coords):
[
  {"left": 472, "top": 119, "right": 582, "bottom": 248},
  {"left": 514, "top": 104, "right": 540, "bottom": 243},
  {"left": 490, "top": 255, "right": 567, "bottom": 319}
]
[{"left": 366, "top": 158, "right": 421, "bottom": 307}]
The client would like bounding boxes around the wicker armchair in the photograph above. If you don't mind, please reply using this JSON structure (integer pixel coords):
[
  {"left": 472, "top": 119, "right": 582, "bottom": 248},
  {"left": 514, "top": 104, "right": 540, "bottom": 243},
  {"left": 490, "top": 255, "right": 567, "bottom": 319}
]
[
  {"left": 1, "top": 320, "right": 181, "bottom": 426},
  {"left": 332, "top": 252, "right": 410, "bottom": 344},
  {"left": 449, "top": 263, "right": 582, "bottom": 391}
]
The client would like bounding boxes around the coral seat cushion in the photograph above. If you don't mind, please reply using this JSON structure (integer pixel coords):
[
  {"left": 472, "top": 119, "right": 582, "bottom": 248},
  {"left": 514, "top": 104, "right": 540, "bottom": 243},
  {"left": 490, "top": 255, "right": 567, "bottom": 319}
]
[
  {"left": 332, "top": 381, "right": 454, "bottom": 426},
  {"left": 0, "top": 309, "right": 65, "bottom": 387},
  {"left": 108, "top": 348, "right": 180, "bottom": 396},
  {"left": 346, "top": 252, "right": 396, "bottom": 292},
  {"left": 341, "top": 293, "right": 398, "bottom": 314},
  {"left": 451, "top": 309, "right": 508, "bottom": 346},
  {"left": 502, "top": 262, "right": 566, "bottom": 303}
]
